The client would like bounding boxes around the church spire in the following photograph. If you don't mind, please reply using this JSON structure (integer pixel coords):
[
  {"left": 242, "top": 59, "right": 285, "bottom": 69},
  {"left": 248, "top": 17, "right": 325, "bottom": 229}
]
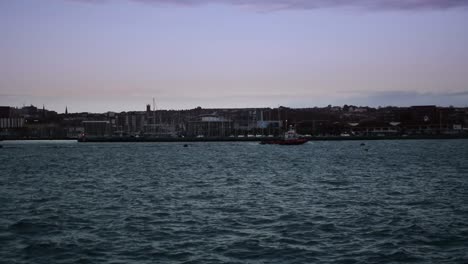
[{"left": 65, "top": 106, "right": 68, "bottom": 115}]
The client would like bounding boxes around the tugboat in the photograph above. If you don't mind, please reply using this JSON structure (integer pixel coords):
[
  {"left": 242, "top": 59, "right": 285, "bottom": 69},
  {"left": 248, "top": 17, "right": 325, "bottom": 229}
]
[{"left": 260, "top": 127, "right": 308, "bottom": 145}]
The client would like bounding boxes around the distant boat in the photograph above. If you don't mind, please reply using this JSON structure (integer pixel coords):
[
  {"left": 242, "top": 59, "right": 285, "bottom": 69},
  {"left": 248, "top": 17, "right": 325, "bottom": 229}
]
[{"left": 260, "top": 128, "right": 308, "bottom": 145}]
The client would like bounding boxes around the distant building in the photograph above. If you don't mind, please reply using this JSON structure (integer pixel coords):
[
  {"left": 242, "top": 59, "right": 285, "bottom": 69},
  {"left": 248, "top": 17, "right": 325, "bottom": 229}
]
[
  {"left": 20, "top": 105, "right": 38, "bottom": 117},
  {"left": 0, "top": 106, "right": 11, "bottom": 118},
  {"left": 115, "top": 112, "right": 146, "bottom": 135},
  {"left": 410, "top": 105, "right": 437, "bottom": 123},
  {"left": 0, "top": 106, "right": 25, "bottom": 132},
  {"left": 187, "top": 114, "right": 233, "bottom": 137},
  {"left": 0, "top": 118, "right": 25, "bottom": 129},
  {"left": 83, "top": 121, "right": 111, "bottom": 137}
]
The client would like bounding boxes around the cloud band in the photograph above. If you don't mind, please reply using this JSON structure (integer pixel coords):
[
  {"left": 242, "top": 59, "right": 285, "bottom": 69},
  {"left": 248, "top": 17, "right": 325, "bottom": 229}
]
[{"left": 73, "top": 0, "right": 468, "bottom": 11}]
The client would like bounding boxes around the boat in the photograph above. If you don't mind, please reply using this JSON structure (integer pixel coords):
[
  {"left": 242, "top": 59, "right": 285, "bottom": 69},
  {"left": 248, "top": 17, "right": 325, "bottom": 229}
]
[{"left": 260, "top": 127, "right": 309, "bottom": 145}]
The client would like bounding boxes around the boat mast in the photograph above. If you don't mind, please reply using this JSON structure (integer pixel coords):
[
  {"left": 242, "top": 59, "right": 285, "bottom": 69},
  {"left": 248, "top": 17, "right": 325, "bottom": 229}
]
[
  {"left": 153, "top": 97, "right": 156, "bottom": 135},
  {"left": 278, "top": 106, "right": 281, "bottom": 136}
]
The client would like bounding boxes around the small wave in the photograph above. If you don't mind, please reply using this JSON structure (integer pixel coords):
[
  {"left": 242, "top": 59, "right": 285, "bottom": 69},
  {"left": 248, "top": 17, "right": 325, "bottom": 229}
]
[
  {"left": 2, "top": 140, "right": 467, "bottom": 263},
  {"left": 9, "top": 219, "right": 59, "bottom": 235}
]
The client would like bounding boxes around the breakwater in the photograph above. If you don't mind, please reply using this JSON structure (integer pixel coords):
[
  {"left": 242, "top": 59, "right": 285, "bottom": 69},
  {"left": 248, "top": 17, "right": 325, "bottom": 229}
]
[{"left": 76, "top": 134, "right": 468, "bottom": 142}]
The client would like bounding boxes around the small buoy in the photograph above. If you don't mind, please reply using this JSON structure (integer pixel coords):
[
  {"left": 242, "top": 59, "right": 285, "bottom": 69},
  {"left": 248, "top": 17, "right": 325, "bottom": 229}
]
[
  {"left": 360, "top": 143, "right": 365, "bottom": 146},
  {"left": 183, "top": 144, "right": 188, "bottom": 147}
]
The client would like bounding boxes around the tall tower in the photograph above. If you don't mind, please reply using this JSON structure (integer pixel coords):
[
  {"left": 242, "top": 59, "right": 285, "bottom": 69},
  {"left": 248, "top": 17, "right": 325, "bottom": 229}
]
[{"left": 65, "top": 106, "right": 68, "bottom": 115}]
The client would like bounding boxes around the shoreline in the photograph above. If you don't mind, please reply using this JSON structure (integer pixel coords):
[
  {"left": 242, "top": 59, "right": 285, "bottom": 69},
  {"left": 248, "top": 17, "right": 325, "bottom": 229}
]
[
  {"left": 77, "top": 134, "right": 468, "bottom": 142},
  {"left": 2, "top": 134, "right": 468, "bottom": 143}
]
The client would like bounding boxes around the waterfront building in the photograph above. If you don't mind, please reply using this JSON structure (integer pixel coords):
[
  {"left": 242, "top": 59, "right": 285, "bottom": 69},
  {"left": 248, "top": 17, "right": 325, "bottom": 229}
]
[
  {"left": 187, "top": 114, "right": 233, "bottom": 137},
  {"left": 83, "top": 121, "right": 111, "bottom": 137}
]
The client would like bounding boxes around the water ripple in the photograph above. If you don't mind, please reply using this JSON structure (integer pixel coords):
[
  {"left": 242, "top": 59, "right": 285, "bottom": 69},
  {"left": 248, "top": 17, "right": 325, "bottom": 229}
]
[{"left": 1, "top": 140, "right": 468, "bottom": 263}]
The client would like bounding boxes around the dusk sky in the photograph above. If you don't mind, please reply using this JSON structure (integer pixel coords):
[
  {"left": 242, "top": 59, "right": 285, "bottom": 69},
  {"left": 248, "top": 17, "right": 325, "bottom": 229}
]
[{"left": 1, "top": 0, "right": 468, "bottom": 113}]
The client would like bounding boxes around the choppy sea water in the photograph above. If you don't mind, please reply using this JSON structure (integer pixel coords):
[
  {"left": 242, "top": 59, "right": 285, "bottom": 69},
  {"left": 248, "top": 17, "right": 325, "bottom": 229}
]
[{"left": 1, "top": 140, "right": 468, "bottom": 263}]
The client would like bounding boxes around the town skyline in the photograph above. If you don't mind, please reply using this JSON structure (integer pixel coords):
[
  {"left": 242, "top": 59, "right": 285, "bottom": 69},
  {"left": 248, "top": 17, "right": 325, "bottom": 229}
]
[
  {"left": 2, "top": 103, "right": 467, "bottom": 141},
  {"left": 2, "top": 101, "right": 468, "bottom": 115}
]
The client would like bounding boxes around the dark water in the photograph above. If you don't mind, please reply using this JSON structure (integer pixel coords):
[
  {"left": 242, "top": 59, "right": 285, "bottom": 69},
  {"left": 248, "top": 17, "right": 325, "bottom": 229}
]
[{"left": 1, "top": 140, "right": 468, "bottom": 263}]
